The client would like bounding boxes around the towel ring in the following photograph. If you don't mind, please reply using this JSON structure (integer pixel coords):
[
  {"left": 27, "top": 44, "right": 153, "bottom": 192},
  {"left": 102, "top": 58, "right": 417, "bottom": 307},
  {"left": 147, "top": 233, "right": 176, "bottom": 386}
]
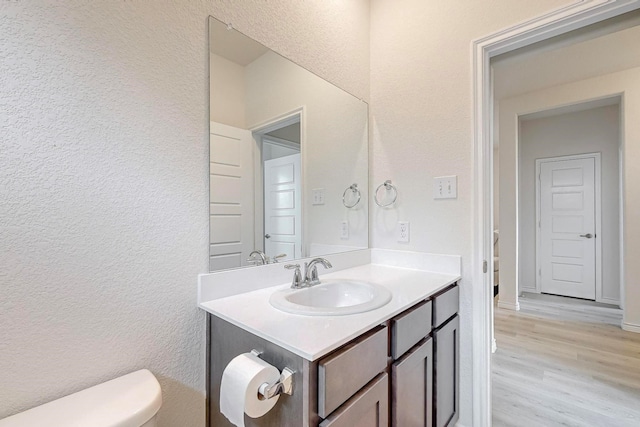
[
  {"left": 374, "top": 180, "right": 398, "bottom": 208},
  {"left": 343, "top": 183, "right": 361, "bottom": 208}
]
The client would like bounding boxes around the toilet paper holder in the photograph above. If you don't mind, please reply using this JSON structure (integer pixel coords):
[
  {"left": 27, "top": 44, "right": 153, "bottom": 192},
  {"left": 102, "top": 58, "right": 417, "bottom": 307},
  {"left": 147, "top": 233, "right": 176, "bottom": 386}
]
[{"left": 251, "top": 350, "right": 294, "bottom": 400}]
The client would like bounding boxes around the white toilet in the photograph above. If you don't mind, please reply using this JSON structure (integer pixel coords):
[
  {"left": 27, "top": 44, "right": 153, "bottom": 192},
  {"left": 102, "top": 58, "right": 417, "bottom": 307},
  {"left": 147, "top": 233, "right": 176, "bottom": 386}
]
[{"left": 0, "top": 369, "right": 162, "bottom": 427}]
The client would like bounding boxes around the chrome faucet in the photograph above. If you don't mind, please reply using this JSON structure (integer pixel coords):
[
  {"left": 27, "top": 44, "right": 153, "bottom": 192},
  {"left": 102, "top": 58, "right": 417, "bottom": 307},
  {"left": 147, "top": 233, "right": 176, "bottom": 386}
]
[
  {"left": 284, "top": 264, "right": 304, "bottom": 288},
  {"left": 247, "top": 250, "right": 267, "bottom": 266},
  {"left": 284, "top": 257, "right": 333, "bottom": 289},
  {"left": 304, "top": 258, "right": 333, "bottom": 286}
]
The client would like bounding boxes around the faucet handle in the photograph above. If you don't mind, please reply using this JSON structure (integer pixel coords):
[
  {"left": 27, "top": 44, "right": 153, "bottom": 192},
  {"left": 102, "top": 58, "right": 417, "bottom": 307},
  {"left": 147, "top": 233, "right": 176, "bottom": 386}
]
[
  {"left": 304, "top": 258, "right": 332, "bottom": 286},
  {"left": 272, "top": 254, "right": 287, "bottom": 263},
  {"left": 284, "top": 264, "right": 304, "bottom": 289}
]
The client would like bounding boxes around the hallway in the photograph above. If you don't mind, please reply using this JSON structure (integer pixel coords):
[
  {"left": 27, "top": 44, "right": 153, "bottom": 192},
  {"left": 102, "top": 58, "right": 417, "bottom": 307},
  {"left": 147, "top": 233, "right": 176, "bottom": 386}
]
[{"left": 492, "top": 294, "right": 640, "bottom": 426}]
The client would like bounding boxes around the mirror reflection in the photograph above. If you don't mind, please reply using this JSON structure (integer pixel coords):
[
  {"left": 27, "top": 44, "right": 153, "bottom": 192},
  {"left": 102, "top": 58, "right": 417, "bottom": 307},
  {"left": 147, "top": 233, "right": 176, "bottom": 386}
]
[{"left": 208, "top": 17, "right": 368, "bottom": 272}]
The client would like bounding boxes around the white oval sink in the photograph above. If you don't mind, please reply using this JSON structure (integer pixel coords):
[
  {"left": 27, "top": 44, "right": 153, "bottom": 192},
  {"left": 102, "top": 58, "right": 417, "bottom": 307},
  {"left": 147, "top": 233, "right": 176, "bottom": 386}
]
[{"left": 270, "top": 279, "right": 392, "bottom": 316}]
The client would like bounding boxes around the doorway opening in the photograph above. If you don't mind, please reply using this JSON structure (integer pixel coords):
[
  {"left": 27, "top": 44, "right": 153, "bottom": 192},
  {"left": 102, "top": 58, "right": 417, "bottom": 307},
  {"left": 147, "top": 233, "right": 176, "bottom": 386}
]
[
  {"left": 493, "top": 93, "right": 625, "bottom": 309},
  {"left": 487, "top": 9, "right": 640, "bottom": 426},
  {"left": 251, "top": 111, "right": 303, "bottom": 263},
  {"left": 512, "top": 98, "right": 624, "bottom": 307},
  {"left": 472, "top": 1, "right": 640, "bottom": 423}
]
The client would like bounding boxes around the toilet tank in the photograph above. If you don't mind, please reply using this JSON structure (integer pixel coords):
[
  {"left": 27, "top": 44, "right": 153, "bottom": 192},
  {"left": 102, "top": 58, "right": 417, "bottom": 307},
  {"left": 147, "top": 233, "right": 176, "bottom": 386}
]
[{"left": 0, "top": 369, "right": 162, "bottom": 427}]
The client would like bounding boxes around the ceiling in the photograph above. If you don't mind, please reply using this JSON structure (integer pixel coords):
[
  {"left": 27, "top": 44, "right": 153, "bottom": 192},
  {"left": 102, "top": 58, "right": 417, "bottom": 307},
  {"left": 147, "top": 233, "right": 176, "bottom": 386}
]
[
  {"left": 209, "top": 18, "right": 268, "bottom": 66},
  {"left": 492, "top": 11, "right": 640, "bottom": 101}
]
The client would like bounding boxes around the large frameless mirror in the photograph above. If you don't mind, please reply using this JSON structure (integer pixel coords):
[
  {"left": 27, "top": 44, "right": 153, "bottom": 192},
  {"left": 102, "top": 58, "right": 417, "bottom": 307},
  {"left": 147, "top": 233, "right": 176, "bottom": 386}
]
[{"left": 208, "top": 16, "right": 368, "bottom": 272}]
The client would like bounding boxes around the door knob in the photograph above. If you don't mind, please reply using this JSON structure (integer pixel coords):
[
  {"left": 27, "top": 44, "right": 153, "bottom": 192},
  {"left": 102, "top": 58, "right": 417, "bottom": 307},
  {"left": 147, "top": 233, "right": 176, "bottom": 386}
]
[
  {"left": 580, "top": 233, "right": 593, "bottom": 238},
  {"left": 265, "top": 234, "right": 271, "bottom": 239}
]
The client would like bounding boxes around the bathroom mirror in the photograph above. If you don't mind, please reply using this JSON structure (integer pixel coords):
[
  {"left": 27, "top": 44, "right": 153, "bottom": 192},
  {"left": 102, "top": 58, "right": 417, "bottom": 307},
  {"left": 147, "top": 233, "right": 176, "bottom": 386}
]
[{"left": 208, "top": 16, "right": 368, "bottom": 272}]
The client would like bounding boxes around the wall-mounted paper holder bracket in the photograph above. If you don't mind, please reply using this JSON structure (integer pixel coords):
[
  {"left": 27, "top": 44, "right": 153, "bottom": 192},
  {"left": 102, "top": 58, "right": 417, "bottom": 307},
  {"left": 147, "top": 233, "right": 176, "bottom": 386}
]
[{"left": 251, "top": 349, "right": 294, "bottom": 400}]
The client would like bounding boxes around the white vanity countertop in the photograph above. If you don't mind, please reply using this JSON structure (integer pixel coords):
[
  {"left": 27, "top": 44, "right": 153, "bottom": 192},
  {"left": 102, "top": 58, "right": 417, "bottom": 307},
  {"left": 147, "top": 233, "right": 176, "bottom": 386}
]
[{"left": 199, "top": 263, "right": 460, "bottom": 361}]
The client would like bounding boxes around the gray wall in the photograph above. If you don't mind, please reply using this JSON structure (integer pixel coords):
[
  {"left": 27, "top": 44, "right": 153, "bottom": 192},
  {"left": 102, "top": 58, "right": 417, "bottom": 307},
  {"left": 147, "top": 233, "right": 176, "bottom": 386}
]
[
  {"left": 0, "top": 1, "right": 370, "bottom": 425},
  {"left": 519, "top": 105, "right": 621, "bottom": 303}
]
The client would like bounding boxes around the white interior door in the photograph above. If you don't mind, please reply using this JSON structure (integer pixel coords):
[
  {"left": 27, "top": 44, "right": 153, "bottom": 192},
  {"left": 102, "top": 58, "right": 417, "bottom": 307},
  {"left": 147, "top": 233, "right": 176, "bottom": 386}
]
[
  {"left": 209, "top": 122, "right": 254, "bottom": 271},
  {"left": 263, "top": 153, "right": 302, "bottom": 261},
  {"left": 538, "top": 156, "right": 597, "bottom": 300}
]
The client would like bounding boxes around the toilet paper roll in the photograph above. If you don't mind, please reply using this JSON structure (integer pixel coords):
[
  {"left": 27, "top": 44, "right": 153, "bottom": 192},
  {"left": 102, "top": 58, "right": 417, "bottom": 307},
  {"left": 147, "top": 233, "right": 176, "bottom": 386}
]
[{"left": 220, "top": 352, "right": 281, "bottom": 427}]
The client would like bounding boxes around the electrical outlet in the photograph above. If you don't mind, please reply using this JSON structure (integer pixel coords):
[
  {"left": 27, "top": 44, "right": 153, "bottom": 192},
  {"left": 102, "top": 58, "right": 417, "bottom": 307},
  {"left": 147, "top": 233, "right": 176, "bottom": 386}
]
[
  {"left": 340, "top": 221, "right": 349, "bottom": 239},
  {"left": 312, "top": 188, "right": 325, "bottom": 205},
  {"left": 433, "top": 176, "right": 457, "bottom": 199},
  {"left": 397, "top": 221, "right": 410, "bottom": 243}
]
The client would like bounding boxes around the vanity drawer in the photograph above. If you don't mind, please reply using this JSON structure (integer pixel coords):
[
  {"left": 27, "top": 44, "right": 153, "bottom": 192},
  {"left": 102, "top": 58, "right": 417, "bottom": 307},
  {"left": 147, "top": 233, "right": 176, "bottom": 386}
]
[
  {"left": 318, "top": 326, "right": 388, "bottom": 418},
  {"left": 432, "top": 284, "right": 459, "bottom": 328},
  {"left": 391, "top": 299, "right": 432, "bottom": 359}
]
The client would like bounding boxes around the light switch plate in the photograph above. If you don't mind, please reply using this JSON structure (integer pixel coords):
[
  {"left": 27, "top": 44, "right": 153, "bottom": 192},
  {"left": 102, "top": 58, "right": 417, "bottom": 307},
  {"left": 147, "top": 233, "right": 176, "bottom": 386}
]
[
  {"left": 340, "top": 221, "right": 349, "bottom": 239},
  {"left": 312, "top": 188, "right": 325, "bottom": 205},
  {"left": 433, "top": 176, "right": 457, "bottom": 199}
]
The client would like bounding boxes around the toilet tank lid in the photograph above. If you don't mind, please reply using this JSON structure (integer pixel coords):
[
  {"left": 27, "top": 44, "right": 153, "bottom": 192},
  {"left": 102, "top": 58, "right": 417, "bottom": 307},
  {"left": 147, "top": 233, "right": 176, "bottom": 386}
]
[{"left": 0, "top": 369, "right": 162, "bottom": 427}]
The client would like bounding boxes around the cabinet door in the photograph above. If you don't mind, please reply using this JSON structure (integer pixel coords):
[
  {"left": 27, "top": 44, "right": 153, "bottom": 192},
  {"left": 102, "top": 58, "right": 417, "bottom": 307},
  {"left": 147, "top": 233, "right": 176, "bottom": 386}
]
[
  {"left": 319, "top": 373, "right": 389, "bottom": 427},
  {"left": 391, "top": 337, "right": 433, "bottom": 427},
  {"left": 434, "top": 315, "right": 459, "bottom": 427}
]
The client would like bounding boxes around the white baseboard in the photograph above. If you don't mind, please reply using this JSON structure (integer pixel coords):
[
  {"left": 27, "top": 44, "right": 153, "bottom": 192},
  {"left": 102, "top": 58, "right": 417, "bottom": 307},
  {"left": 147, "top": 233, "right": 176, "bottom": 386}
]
[
  {"left": 497, "top": 300, "right": 520, "bottom": 311},
  {"left": 599, "top": 296, "right": 621, "bottom": 307},
  {"left": 622, "top": 321, "right": 640, "bottom": 333}
]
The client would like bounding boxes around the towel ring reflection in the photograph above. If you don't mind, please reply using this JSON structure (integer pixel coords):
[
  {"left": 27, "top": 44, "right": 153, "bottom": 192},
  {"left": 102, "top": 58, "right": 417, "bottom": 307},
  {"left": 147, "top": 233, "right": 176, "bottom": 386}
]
[
  {"left": 374, "top": 180, "right": 398, "bottom": 208},
  {"left": 343, "top": 183, "right": 361, "bottom": 208}
]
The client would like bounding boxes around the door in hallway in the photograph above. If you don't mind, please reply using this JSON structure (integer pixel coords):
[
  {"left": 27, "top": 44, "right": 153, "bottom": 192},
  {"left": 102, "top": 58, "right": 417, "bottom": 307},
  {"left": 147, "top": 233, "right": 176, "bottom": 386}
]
[
  {"left": 263, "top": 153, "right": 302, "bottom": 261},
  {"left": 538, "top": 155, "right": 598, "bottom": 300}
]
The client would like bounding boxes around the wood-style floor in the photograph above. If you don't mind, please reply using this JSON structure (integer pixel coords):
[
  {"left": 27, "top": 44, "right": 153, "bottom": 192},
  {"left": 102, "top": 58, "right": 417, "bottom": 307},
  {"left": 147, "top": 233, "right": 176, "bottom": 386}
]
[{"left": 492, "top": 293, "right": 640, "bottom": 427}]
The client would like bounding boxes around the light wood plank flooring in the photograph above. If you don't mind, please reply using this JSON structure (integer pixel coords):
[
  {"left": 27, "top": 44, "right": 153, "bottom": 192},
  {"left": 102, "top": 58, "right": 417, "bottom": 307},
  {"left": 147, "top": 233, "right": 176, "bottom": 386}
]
[{"left": 492, "top": 293, "right": 640, "bottom": 427}]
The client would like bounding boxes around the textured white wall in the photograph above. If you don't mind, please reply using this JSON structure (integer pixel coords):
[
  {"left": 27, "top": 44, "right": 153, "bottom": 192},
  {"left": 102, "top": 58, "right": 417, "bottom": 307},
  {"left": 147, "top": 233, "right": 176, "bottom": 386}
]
[
  {"left": 518, "top": 106, "right": 620, "bottom": 303},
  {"left": 369, "top": 0, "right": 570, "bottom": 424},
  {"left": 0, "top": 1, "right": 370, "bottom": 425}
]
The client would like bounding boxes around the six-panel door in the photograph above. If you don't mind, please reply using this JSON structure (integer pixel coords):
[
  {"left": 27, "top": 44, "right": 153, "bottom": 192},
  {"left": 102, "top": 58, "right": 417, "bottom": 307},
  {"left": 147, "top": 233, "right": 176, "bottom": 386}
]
[{"left": 539, "top": 157, "right": 597, "bottom": 300}]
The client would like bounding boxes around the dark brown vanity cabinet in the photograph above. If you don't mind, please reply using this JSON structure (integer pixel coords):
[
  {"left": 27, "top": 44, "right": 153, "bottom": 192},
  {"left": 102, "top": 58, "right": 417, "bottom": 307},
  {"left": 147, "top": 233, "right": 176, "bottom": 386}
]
[
  {"left": 317, "top": 283, "right": 459, "bottom": 427},
  {"left": 390, "top": 299, "right": 433, "bottom": 427},
  {"left": 389, "top": 284, "right": 460, "bottom": 427},
  {"left": 207, "top": 282, "right": 459, "bottom": 427},
  {"left": 433, "top": 285, "right": 460, "bottom": 427}
]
